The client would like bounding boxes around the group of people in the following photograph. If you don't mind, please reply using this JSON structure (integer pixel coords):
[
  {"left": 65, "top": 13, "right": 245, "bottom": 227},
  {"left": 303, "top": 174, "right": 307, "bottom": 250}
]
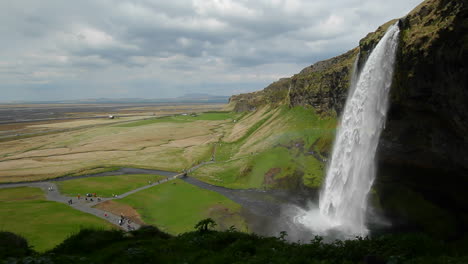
[
  {"left": 118, "top": 214, "right": 135, "bottom": 231},
  {"left": 76, "top": 193, "right": 102, "bottom": 203}
]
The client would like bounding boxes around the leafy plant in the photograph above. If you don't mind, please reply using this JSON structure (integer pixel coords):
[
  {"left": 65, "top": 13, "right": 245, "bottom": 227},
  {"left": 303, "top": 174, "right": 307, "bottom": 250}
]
[{"left": 194, "top": 218, "right": 217, "bottom": 232}]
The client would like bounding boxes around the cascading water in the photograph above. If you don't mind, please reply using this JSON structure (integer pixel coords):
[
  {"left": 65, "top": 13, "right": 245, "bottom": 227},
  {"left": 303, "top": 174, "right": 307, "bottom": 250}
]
[{"left": 294, "top": 23, "right": 400, "bottom": 238}]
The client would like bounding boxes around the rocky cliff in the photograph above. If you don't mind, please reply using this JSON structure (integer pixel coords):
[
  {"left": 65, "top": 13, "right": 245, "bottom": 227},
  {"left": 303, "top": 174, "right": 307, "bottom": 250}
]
[
  {"left": 229, "top": 0, "right": 468, "bottom": 238},
  {"left": 229, "top": 77, "right": 291, "bottom": 112},
  {"left": 375, "top": 0, "right": 468, "bottom": 239}
]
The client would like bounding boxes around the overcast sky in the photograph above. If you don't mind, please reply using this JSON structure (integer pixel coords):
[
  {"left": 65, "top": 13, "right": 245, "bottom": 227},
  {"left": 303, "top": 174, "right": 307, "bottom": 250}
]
[{"left": 0, "top": 0, "right": 423, "bottom": 102}]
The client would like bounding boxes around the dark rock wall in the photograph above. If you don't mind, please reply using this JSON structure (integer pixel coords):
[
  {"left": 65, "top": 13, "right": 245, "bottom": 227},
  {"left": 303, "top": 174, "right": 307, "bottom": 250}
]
[{"left": 375, "top": 0, "right": 468, "bottom": 238}]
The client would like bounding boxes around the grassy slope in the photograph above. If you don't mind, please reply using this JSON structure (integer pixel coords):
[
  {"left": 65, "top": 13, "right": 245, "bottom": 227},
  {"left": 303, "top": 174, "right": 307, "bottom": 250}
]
[
  {"left": 57, "top": 174, "right": 167, "bottom": 198},
  {"left": 116, "top": 179, "right": 247, "bottom": 234},
  {"left": 193, "top": 106, "right": 336, "bottom": 189},
  {"left": 0, "top": 187, "right": 113, "bottom": 252}
]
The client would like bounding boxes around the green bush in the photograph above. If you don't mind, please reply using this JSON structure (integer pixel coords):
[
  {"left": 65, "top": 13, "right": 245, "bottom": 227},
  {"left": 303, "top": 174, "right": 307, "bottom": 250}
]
[
  {"left": 51, "top": 228, "right": 124, "bottom": 254},
  {"left": 0, "top": 231, "right": 33, "bottom": 259},
  {"left": 3, "top": 227, "right": 467, "bottom": 263},
  {"left": 194, "top": 218, "right": 217, "bottom": 232}
]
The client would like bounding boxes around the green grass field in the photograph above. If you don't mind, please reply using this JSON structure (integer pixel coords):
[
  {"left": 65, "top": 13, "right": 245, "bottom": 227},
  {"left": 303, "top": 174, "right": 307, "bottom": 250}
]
[
  {"left": 192, "top": 106, "right": 335, "bottom": 189},
  {"left": 116, "top": 179, "right": 247, "bottom": 234},
  {"left": 57, "top": 174, "right": 167, "bottom": 198},
  {"left": 0, "top": 187, "right": 113, "bottom": 252}
]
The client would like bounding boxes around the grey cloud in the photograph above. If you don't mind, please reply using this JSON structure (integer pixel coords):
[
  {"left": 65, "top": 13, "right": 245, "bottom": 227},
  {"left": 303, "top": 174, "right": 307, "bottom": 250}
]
[{"left": 0, "top": 0, "right": 424, "bottom": 101}]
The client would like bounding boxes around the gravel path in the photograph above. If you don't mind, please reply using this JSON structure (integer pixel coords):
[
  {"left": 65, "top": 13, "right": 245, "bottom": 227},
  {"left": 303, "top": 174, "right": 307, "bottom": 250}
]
[
  {"left": 0, "top": 169, "right": 190, "bottom": 231},
  {"left": 0, "top": 161, "right": 305, "bottom": 237}
]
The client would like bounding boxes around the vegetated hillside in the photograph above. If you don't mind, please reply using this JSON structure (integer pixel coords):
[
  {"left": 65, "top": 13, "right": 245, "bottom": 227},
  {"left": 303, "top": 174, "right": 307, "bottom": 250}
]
[
  {"left": 228, "top": 0, "right": 468, "bottom": 239},
  {"left": 3, "top": 226, "right": 468, "bottom": 263},
  {"left": 193, "top": 105, "right": 336, "bottom": 195}
]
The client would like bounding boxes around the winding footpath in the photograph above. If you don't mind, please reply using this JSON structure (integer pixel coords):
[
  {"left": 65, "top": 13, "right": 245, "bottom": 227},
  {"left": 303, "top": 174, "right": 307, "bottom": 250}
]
[
  {"left": 0, "top": 166, "right": 209, "bottom": 231},
  {"left": 0, "top": 161, "right": 305, "bottom": 239}
]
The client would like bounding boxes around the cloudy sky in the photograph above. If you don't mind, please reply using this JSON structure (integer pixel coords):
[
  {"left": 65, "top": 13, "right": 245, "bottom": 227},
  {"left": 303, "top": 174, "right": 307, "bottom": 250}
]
[{"left": 0, "top": 0, "right": 423, "bottom": 102}]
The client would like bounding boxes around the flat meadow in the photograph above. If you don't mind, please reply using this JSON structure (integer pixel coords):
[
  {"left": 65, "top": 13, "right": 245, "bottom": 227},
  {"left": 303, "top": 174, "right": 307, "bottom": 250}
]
[
  {"left": 0, "top": 111, "right": 239, "bottom": 183},
  {"left": 0, "top": 187, "right": 113, "bottom": 252},
  {"left": 112, "top": 179, "right": 247, "bottom": 234}
]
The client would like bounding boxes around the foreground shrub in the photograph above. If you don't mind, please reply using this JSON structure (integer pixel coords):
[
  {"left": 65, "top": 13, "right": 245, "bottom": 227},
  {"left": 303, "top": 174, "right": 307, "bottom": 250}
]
[
  {"left": 0, "top": 231, "right": 33, "bottom": 259},
  {"left": 51, "top": 228, "right": 124, "bottom": 254},
  {"left": 2, "top": 227, "right": 468, "bottom": 263},
  {"left": 130, "top": 225, "right": 172, "bottom": 239}
]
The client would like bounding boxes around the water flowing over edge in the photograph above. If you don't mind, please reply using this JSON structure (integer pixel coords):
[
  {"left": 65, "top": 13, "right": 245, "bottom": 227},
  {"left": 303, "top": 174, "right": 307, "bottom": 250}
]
[{"left": 293, "top": 23, "right": 400, "bottom": 239}]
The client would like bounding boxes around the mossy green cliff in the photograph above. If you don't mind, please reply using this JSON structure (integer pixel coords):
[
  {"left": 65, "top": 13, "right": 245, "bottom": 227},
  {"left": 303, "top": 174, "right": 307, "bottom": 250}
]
[{"left": 228, "top": 0, "right": 468, "bottom": 238}]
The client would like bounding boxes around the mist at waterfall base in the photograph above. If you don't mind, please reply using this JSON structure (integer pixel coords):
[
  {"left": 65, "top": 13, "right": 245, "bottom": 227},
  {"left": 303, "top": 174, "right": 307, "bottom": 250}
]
[{"left": 285, "top": 23, "right": 401, "bottom": 241}]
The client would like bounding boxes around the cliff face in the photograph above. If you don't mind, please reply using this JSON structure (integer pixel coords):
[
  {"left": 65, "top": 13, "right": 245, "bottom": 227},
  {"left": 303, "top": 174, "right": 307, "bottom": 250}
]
[
  {"left": 229, "top": 0, "right": 468, "bottom": 238},
  {"left": 375, "top": 0, "right": 468, "bottom": 238},
  {"left": 229, "top": 78, "right": 291, "bottom": 112},
  {"left": 288, "top": 48, "right": 359, "bottom": 116},
  {"left": 229, "top": 48, "right": 358, "bottom": 116}
]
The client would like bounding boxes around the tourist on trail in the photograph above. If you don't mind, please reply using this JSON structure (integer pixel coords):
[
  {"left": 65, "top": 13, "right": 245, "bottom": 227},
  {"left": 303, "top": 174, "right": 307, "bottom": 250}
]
[
  {"left": 77, "top": 194, "right": 80, "bottom": 200},
  {"left": 90, "top": 198, "right": 94, "bottom": 202},
  {"left": 119, "top": 219, "right": 123, "bottom": 226},
  {"left": 104, "top": 213, "right": 108, "bottom": 218}
]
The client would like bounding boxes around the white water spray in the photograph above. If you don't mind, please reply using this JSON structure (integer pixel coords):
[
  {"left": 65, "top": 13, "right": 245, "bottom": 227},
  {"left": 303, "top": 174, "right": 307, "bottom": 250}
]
[{"left": 295, "top": 23, "right": 400, "bottom": 238}]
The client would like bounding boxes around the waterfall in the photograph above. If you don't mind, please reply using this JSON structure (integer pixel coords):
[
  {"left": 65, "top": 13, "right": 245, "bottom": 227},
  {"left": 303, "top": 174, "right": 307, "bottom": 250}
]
[{"left": 295, "top": 23, "right": 400, "bottom": 238}]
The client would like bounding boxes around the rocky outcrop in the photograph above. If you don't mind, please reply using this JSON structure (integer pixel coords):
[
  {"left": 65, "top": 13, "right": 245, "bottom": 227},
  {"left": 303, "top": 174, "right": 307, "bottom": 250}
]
[
  {"left": 228, "top": 49, "right": 358, "bottom": 116},
  {"left": 288, "top": 48, "right": 359, "bottom": 116},
  {"left": 229, "top": 78, "right": 290, "bottom": 112}
]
